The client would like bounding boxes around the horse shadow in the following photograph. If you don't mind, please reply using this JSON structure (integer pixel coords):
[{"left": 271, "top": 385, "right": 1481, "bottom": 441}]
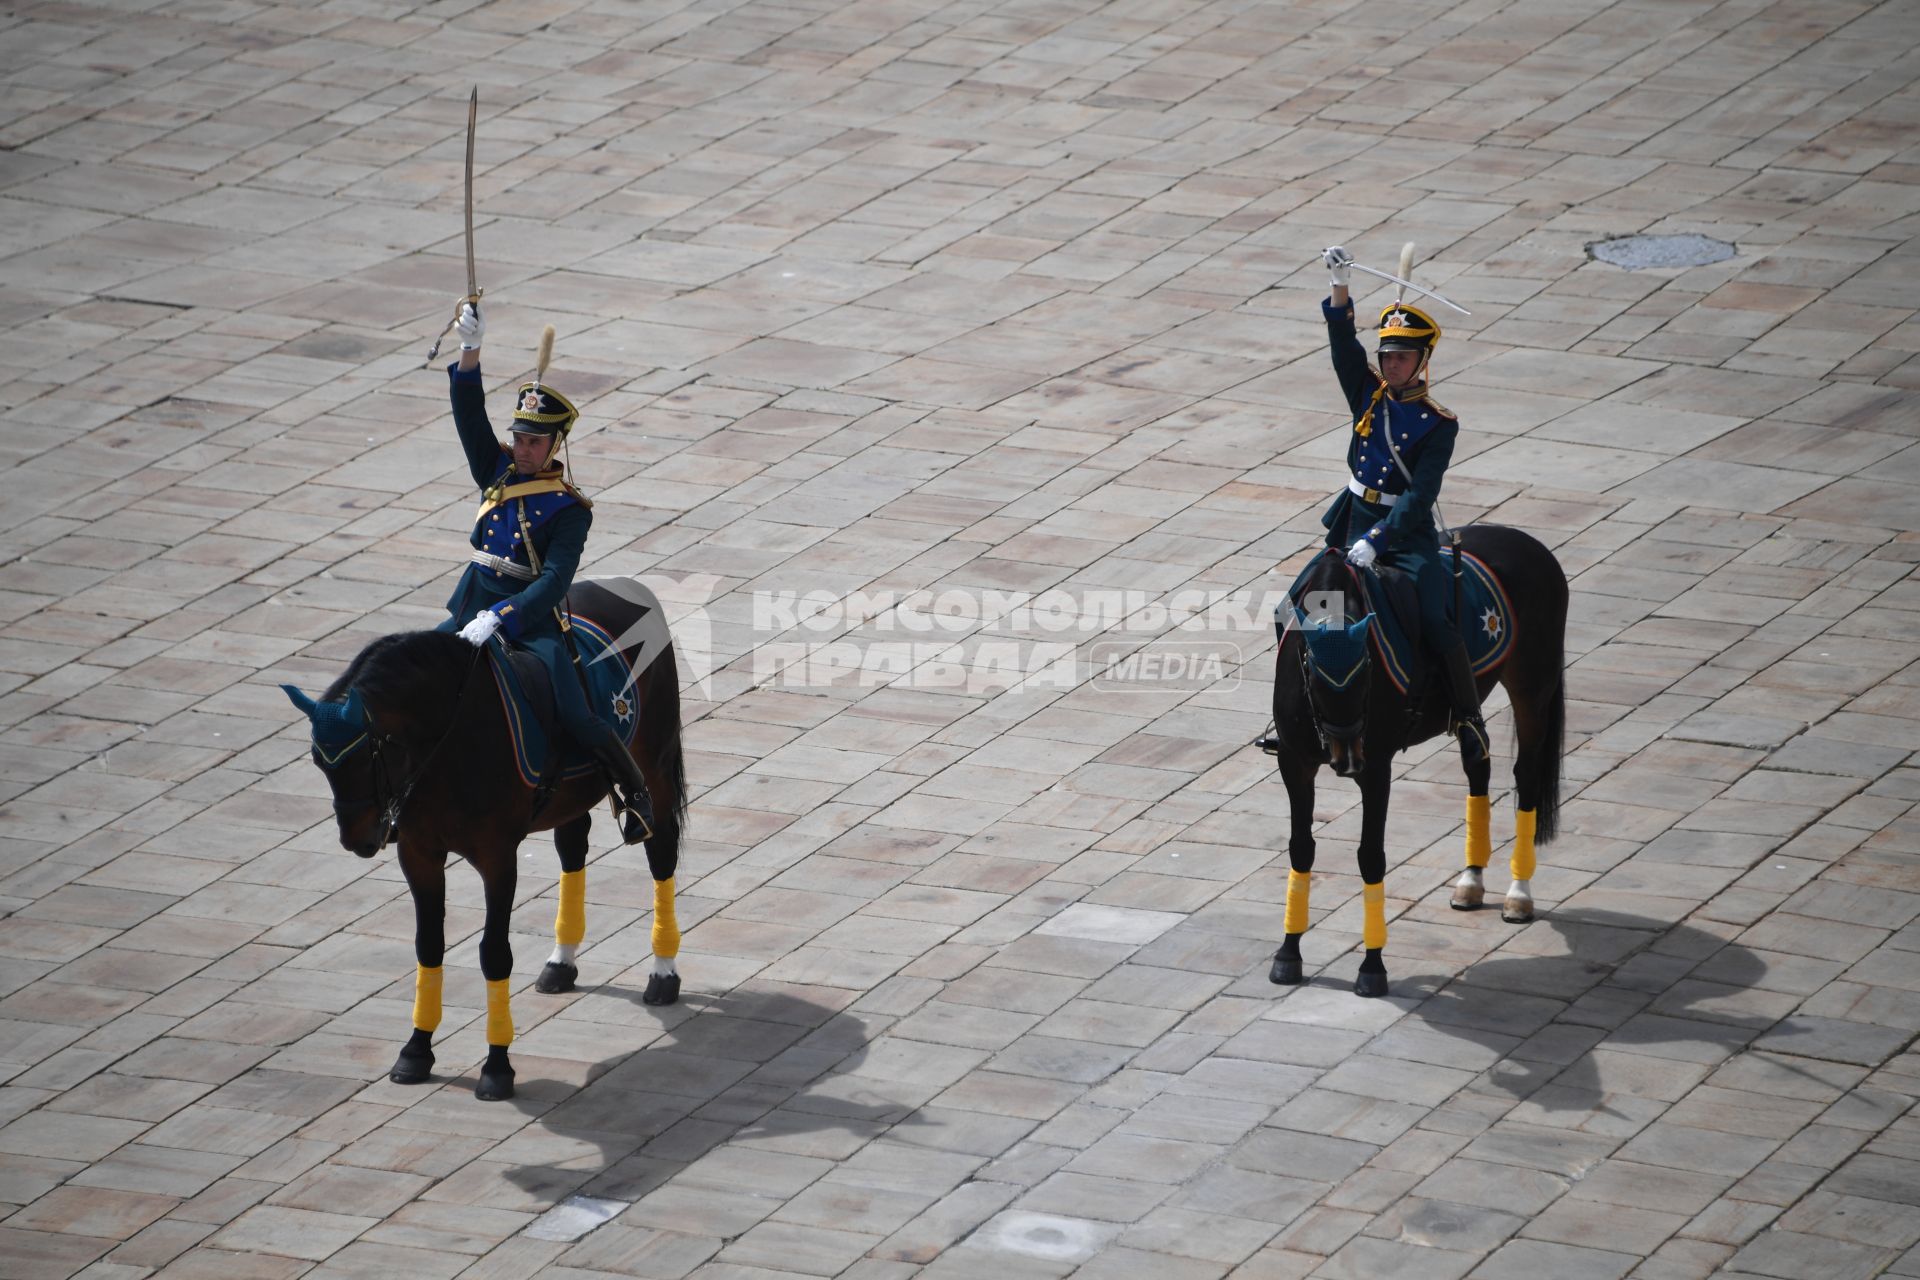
[
  {"left": 1388, "top": 906, "right": 1811, "bottom": 1112},
  {"left": 489, "top": 981, "right": 915, "bottom": 1204}
]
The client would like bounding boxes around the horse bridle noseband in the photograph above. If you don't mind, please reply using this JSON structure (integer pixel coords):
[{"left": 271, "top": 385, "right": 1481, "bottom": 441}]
[{"left": 327, "top": 649, "right": 482, "bottom": 848}]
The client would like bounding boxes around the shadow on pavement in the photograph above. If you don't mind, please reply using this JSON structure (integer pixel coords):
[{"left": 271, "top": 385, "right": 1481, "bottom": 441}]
[
  {"left": 497, "top": 981, "right": 909, "bottom": 1203},
  {"left": 1405, "top": 907, "right": 1810, "bottom": 1107}
]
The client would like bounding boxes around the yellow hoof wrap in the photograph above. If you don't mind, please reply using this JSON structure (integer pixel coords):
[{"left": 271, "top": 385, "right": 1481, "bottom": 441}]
[
  {"left": 1513, "top": 809, "right": 1538, "bottom": 881},
  {"left": 412, "top": 965, "right": 443, "bottom": 1033},
  {"left": 1284, "top": 870, "right": 1311, "bottom": 935},
  {"left": 1362, "top": 881, "right": 1387, "bottom": 950},
  {"left": 485, "top": 977, "right": 513, "bottom": 1047},
  {"left": 1465, "top": 794, "right": 1492, "bottom": 868},
  {"left": 651, "top": 876, "right": 680, "bottom": 960},
  {"left": 556, "top": 869, "right": 586, "bottom": 948}
]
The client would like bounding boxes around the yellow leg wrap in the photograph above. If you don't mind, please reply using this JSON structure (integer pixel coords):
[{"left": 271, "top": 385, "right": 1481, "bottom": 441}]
[
  {"left": 485, "top": 977, "right": 513, "bottom": 1047},
  {"left": 412, "top": 965, "right": 443, "bottom": 1033},
  {"left": 1465, "top": 794, "right": 1491, "bottom": 868},
  {"left": 651, "top": 876, "right": 680, "bottom": 960},
  {"left": 1362, "top": 881, "right": 1387, "bottom": 950},
  {"left": 1513, "top": 809, "right": 1538, "bottom": 881},
  {"left": 1284, "top": 870, "right": 1311, "bottom": 935},
  {"left": 555, "top": 869, "right": 586, "bottom": 948}
]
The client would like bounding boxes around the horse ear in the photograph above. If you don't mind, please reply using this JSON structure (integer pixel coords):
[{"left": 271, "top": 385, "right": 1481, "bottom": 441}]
[
  {"left": 280, "top": 684, "right": 319, "bottom": 718},
  {"left": 341, "top": 687, "right": 369, "bottom": 726},
  {"left": 1346, "top": 614, "right": 1374, "bottom": 642}
]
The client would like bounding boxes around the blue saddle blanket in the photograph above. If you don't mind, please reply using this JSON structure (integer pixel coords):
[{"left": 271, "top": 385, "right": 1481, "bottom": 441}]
[
  {"left": 1291, "top": 547, "right": 1514, "bottom": 696},
  {"left": 487, "top": 615, "right": 637, "bottom": 787}
]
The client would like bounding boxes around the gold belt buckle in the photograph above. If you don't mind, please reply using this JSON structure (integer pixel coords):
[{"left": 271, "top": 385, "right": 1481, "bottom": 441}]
[{"left": 1364, "top": 486, "right": 1382, "bottom": 504}]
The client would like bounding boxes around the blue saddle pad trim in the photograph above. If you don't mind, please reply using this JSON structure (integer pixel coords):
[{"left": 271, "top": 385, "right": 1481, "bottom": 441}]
[
  {"left": 1362, "top": 549, "right": 1513, "bottom": 695},
  {"left": 489, "top": 615, "right": 638, "bottom": 787}
]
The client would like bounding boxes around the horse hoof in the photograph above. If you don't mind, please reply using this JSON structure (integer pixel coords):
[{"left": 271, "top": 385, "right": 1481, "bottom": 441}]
[
  {"left": 389, "top": 1047, "right": 434, "bottom": 1085},
  {"left": 1353, "top": 970, "right": 1389, "bottom": 998},
  {"left": 1502, "top": 899, "right": 1534, "bottom": 924},
  {"left": 536, "top": 961, "right": 577, "bottom": 994},
  {"left": 1450, "top": 884, "right": 1484, "bottom": 911},
  {"left": 643, "top": 972, "right": 680, "bottom": 1006},
  {"left": 475, "top": 1066, "right": 515, "bottom": 1101},
  {"left": 1270, "top": 955, "right": 1304, "bottom": 985}
]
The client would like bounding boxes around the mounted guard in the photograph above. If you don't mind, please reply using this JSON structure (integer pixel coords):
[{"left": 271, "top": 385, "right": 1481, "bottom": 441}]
[
  {"left": 281, "top": 90, "right": 689, "bottom": 1103},
  {"left": 1259, "top": 243, "right": 1569, "bottom": 999}
]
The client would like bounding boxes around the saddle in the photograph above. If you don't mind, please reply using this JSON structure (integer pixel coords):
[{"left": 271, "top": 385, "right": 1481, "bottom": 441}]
[
  {"left": 485, "top": 614, "right": 640, "bottom": 789},
  {"left": 1288, "top": 547, "right": 1513, "bottom": 696}
]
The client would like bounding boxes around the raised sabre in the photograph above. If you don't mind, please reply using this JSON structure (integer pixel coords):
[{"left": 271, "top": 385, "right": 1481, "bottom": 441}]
[
  {"left": 1345, "top": 259, "right": 1471, "bottom": 315},
  {"left": 424, "top": 86, "right": 483, "bottom": 366}
]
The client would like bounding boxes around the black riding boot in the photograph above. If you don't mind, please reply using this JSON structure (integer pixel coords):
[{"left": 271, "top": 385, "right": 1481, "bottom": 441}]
[
  {"left": 581, "top": 720, "right": 654, "bottom": 844},
  {"left": 1440, "top": 639, "right": 1489, "bottom": 766}
]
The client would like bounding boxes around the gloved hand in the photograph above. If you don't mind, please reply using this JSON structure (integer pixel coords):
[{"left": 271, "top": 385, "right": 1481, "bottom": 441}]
[
  {"left": 1347, "top": 538, "right": 1377, "bottom": 569},
  {"left": 458, "top": 609, "right": 501, "bottom": 645},
  {"left": 455, "top": 301, "right": 484, "bottom": 351},
  {"left": 1323, "top": 246, "right": 1353, "bottom": 289}
]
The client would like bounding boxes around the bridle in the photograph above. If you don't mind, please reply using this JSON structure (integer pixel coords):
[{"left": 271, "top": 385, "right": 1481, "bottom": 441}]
[
  {"left": 1295, "top": 557, "right": 1371, "bottom": 756},
  {"left": 1298, "top": 637, "right": 1368, "bottom": 752},
  {"left": 323, "top": 649, "right": 482, "bottom": 848}
]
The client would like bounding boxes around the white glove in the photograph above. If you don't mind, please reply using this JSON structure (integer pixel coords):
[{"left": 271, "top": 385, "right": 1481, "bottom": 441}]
[
  {"left": 455, "top": 301, "right": 484, "bottom": 351},
  {"left": 458, "top": 609, "right": 501, "bottom": 645},
  {"left": 1323, "top": 245, "right": 1353, "bottom": 289},
  {"left": 1347, "top": 538, "right": 1377, "bottom": 569}
]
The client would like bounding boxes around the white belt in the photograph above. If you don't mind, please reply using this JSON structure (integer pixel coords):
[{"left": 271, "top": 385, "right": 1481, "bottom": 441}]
[
  {"left": 471, "top": 550, "right": 536, "bottom": 581},
  {"left": 1348, "top": 476, "right": 1399, "bottom": 504}
]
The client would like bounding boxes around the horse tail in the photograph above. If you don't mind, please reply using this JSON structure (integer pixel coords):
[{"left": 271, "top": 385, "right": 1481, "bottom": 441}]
[
  {"left": 644, "top": 640, "right": 690, "bottom": 832},
  {"left": 1535, "top": 667, "right": 1564, "bottom": 844},
  {"left": 1524, "top": 532, "right": 1569, "bottom": 845}
]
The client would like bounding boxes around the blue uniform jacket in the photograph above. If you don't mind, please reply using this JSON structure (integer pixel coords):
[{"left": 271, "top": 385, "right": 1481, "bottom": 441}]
[
  {"left": 444, "top": 362, "right": 589, "bottom": 645},
  {"left": 1319, "top": 297, "right": 1457, "bottom": 569}
]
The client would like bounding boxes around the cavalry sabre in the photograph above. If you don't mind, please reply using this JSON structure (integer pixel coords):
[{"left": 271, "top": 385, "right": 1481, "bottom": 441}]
[
  {"left": 424, "top": 86, "right": 483, "bottom": 366},
  {"left": 1317, "top": 243, "right": 1472, "bottom": 316}
]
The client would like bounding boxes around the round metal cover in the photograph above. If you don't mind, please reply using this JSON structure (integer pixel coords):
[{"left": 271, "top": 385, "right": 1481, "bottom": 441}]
[{"left": 1589, "top": 233, "right": 1736, "bottom": 269}]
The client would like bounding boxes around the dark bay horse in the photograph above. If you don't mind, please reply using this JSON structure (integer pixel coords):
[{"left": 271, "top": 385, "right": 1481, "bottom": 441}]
[
  {"left": 1268, "top": 524, "right": 1566, "bottom": 997},
  {"left": 282, "top": 578, "right": 688, "bottom": 1100}
]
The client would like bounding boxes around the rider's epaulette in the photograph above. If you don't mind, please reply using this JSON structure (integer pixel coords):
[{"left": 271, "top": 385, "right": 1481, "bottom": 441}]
[{"left": 1420, "top": 395, "right": 1455, "bottom": 421}]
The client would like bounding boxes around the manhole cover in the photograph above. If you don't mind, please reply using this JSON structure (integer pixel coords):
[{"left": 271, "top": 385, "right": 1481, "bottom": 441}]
[{"left": 1589, "top": 233, "right": 1736, "bottom": 269}]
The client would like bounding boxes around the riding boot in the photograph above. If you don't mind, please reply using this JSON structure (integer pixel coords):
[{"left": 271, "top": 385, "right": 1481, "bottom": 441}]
[
  {"left": 1440, "top": 639, "right": 1489, "bottom": 766},
  {"left": 580, "top": 720, "right": 655, "bottom": 844}
]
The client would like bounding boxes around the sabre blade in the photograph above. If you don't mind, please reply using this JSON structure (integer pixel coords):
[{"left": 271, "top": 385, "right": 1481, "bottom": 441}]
[
  {"left": 425, "top": 87, "right": 483, "bottom": 367},
  {"left": 463, "top": 86, "right": 478, "bottom": 300},
  {"left": 1348, "top": 261, "right": 1471, "bottom": 315}
]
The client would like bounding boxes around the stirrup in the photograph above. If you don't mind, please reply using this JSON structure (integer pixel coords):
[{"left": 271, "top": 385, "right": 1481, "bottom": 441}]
[
  {"left": 1455, "top": 714, "right": 1489, "bottom": 764},
  {"left": 616, "top": 792, "right": 654, "bottom": 844},
  {"left": 1254, "top": 721, "right": 1281, "bottom": 757}
]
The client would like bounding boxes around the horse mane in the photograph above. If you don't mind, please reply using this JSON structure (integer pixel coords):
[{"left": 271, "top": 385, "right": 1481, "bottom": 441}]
[
  {"left": 323, "top": 630, "right": 474, "bottom": 713},
  {"left": 1298, "top": 547, "right": 1362, "bottom": 613}
]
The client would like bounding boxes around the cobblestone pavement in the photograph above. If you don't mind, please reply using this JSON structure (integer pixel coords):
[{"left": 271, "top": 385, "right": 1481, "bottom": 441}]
[{"left": 3, "top": 0, "right": 1919, "bottom": 1276}]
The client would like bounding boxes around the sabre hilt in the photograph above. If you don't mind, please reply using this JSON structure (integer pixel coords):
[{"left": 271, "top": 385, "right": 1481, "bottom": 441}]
[{"left": 424, "top": 290, "right": 484, "bottom": 367}]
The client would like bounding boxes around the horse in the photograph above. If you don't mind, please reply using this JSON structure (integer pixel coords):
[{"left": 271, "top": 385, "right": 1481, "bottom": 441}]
[
  {"left": 281, "top": 577, "right": 688, "bottom": 1101},
  {"left": 1266, "top": 524, "right": 1567, "bottom": 998}
]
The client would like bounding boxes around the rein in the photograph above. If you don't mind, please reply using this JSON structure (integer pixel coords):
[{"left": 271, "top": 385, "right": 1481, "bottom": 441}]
[{"left": 330, "top": 646, "right": 484, "bottom": 847}]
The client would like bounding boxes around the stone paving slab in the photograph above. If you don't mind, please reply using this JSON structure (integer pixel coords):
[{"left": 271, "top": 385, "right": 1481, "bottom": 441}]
[{"left": 3, "top": 0, "right": 1920, "bottom": 1277}]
